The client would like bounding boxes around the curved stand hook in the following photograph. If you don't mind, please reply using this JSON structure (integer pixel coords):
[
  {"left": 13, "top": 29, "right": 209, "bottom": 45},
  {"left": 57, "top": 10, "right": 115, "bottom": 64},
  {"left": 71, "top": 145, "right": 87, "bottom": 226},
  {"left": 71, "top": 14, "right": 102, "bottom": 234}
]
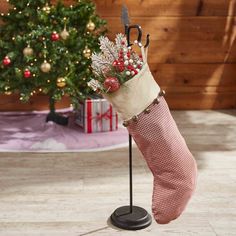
[
  {"left": 144, "top": 34, "right": 150, "bottom": 48},
  {"left": 127, "top": 25, "right": 142, "bottom": 47}
]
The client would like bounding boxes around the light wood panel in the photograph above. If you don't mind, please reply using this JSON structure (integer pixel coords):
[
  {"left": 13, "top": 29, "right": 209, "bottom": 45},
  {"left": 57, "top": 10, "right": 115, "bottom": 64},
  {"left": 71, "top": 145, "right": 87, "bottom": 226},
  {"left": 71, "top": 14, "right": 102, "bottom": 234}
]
[
  {"left": 50, "top": 0, "right": 236, "bottom": 17},
  {"left": 151, "top": 64, "right": 236, "bottom": 87},
  {"left": 144, "top": 41, "right": 236, "bottom": 64},
  {"left": 94, "top": 0, "right": 236, "bottom": 17},
  {"left": 165, "top": 92, "right": 236, "bottom": 109},
  {"left": 106, "top": 16, "right": 236, "bottom": 41}
]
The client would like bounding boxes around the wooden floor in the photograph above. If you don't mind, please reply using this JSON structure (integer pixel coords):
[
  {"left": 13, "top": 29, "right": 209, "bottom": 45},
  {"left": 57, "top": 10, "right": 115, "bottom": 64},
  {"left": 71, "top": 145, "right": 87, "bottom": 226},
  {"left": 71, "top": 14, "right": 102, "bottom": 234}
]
[{"left": 0, "top": 110, "right": 236, "bottom": 236}]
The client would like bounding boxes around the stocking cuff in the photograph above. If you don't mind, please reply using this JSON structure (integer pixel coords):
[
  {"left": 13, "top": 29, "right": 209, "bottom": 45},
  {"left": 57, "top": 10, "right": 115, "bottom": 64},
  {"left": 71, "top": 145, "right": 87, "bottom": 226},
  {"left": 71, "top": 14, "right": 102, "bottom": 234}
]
[{"left": 103, "top": 63, "right": 160, "bottom": 120}]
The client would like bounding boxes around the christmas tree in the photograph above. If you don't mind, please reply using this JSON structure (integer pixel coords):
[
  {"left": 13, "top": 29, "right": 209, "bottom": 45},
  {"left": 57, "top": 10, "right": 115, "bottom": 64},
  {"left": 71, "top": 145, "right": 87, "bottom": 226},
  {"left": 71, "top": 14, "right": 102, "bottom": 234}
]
[{"left": 0, "top": 0, "right": 106, "bottom": 125}]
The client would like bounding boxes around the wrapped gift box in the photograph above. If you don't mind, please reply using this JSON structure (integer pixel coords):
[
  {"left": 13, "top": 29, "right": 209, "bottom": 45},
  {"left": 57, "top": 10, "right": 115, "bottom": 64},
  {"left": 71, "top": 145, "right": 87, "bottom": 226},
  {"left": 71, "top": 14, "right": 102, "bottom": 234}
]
[{"left": 75, "top": 96, "right": 118, "bottom": 133}]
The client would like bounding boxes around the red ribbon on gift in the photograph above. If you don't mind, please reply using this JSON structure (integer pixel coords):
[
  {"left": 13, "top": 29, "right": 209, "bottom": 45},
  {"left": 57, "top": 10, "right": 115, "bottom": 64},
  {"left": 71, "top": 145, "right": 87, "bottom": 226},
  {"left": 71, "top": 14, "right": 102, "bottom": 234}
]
[
  {"left": 95, "top": 109, "right": 112, "bottom": 121},
  {"left": 86, "top": 99, "right": 114, "bottom": 133}
]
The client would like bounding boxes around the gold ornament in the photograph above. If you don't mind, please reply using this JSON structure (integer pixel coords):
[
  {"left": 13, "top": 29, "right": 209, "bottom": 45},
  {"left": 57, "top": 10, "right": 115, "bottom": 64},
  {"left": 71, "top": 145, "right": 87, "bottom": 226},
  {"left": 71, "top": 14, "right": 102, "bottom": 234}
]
[
  {"left": 83, "top": 46, "right": 91, "bottom": 59},
  {"left": 23, "top": 45, "right": 33, "bottom": 56},
  {"left": 43, "top": 3, "right": 51, "bottom": 14},
  {"left": 4, "top": 86, "right": 12, "bottom": 95},
  {"left": 86, "top": 20, "right": 96, "bottom": 31},
  {"left": 60, "top": 27, "right": 70, "bottom": 40},
  {"left": 40, "top": 60, "right": 51, "bottom": 73},
  {"left": 57, "top": 77, "right": 66, "bottom": 88}
]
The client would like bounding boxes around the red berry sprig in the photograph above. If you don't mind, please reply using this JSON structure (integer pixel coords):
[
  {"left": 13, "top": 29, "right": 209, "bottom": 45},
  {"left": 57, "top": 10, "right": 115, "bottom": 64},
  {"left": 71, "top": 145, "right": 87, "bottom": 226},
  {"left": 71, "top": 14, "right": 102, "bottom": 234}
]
[{"left": 113, "top": 59, "right": 125, "bottom": 72}]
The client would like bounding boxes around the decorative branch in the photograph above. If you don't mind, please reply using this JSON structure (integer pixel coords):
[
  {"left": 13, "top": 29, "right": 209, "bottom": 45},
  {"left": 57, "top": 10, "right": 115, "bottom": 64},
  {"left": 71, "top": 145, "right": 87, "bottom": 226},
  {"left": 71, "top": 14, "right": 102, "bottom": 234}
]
[{"left": 99, "top": 36, "right": 118, "bottom": 62}]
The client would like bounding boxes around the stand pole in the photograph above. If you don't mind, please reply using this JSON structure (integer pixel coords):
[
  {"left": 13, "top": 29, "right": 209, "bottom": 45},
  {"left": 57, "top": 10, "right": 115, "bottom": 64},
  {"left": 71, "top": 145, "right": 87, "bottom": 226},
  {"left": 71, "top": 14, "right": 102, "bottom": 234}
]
[
  {"left": 129, "top": 134, "right": 133, "bottom": 213},
  {"left": 110, "top": 135, "right": 152, "bottom": 230}
]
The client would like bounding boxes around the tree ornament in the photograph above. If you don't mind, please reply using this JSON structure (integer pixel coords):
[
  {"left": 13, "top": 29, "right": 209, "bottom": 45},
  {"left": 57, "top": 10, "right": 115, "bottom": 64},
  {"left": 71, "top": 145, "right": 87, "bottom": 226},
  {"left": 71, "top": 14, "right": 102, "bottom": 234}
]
[
  {"left": 60, "top": 27, "right": 69, "bottom": 40},
  {"left": 40, "top": 60, "right": 51, "bottom": 73},
  {"left": 43, "top": 3, "right": 51, "bottom": 14},
  {"left": 23, "top": 45, "right": 34, "bottom": 57},
  {"left": 103, "top": 77, "right": 120, "bottom": 93},
  {"left": 4, "top": 86, "right": 12, "bottom": 95},
  {"left": 2, "top": 56, "right": 11, "bottom": 66},
  {"left": 24, "top": 69, "right": 31, "bottom": 78},
  {"left": 83, "top": 46, "right": 91, "bottom": 59},
  {"left": 57, "top": 77, "right": 66, "bottom": 88},
  {"left": 51, "top": 31, "right": 60, "bottom": 41},
  {"left": 86, "top": 20, "right": 96, "bottom": 31}
]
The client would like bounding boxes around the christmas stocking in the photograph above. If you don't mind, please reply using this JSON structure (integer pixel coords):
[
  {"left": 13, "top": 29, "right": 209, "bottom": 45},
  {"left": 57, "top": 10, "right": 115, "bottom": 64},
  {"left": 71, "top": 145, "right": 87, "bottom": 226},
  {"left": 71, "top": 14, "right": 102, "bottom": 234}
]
[{"left": 102, "top": 46, "right": 198, "bottom": 224}]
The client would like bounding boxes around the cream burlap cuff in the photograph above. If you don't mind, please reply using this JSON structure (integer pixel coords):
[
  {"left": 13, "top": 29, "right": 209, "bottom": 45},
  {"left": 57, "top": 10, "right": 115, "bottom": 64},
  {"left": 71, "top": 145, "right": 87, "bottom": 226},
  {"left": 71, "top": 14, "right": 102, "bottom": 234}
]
[{"left": 103, "top": 63, "right": 160, "bottom": 121}]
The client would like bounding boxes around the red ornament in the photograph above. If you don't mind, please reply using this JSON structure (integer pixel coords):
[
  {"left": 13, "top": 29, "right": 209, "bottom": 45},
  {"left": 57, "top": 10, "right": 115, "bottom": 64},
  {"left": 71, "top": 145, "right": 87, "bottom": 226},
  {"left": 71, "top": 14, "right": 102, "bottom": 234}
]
[
  {"left": 24, "top": 69, "right": 31, "bottom": 78},
  {"left": 51, "top": 31, "right": 60, "bottom": 41},
  {"left": 2, "top": 56, "right": 11, "bottom": 66},
  {"left": 103, "top": 77, "right": 120, "bottom": 93}
]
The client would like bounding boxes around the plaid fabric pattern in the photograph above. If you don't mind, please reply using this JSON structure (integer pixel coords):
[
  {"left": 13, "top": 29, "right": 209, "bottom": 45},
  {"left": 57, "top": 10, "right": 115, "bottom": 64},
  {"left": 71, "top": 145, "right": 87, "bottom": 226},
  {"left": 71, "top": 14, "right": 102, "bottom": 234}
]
[{"left": 127, "top": 97, "right": 198, "bottom": 224}]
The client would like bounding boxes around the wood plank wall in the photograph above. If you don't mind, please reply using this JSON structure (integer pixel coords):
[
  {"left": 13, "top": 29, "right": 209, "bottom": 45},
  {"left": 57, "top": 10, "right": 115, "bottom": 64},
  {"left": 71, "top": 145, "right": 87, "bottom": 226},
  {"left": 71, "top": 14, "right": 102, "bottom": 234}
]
[{"left": 0, "top": 0, "right": 236, "bottom": 110}]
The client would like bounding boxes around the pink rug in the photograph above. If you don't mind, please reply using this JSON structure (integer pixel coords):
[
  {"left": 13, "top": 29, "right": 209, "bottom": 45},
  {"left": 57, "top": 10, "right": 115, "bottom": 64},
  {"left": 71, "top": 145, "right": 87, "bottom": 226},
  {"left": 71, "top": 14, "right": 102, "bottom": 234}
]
[{"left": 0, "top": 109, "right": 128, "bottom": 152}]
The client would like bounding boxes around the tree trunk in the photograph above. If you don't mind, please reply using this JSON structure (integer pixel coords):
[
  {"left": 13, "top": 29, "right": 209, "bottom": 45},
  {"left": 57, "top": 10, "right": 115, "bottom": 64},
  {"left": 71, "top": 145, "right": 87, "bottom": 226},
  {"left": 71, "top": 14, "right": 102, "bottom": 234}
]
[{"left": 46, "top": 96, "right": 69, "bottom": 126}]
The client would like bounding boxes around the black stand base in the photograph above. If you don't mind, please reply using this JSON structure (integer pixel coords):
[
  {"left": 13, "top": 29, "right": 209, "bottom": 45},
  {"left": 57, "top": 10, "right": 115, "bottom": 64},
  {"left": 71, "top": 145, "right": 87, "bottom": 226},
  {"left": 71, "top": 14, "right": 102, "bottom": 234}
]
[
  {"left": 110, "top": 206, "right": 152, "bottom": 230},
  {"left": 46, "top": 112, "right": 69, "bottom": 126}
]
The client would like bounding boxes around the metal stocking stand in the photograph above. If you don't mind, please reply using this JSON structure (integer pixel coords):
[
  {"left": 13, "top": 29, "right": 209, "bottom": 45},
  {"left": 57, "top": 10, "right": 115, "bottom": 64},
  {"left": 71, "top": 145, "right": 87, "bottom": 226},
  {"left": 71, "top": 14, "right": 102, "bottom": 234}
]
[
  {"left": 110, "top": 135, "right": 152, "bottom": 230},
  {"left": 109, "top": 6, "right": 152, "bottom": 230}
]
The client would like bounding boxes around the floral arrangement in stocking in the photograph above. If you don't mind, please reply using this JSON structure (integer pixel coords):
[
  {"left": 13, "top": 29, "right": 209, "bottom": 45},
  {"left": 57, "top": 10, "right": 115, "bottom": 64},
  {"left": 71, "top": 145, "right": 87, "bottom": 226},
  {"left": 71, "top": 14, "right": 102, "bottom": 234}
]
[{"left": 88, "top": 34, "right": 144, "bottom": 93}]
